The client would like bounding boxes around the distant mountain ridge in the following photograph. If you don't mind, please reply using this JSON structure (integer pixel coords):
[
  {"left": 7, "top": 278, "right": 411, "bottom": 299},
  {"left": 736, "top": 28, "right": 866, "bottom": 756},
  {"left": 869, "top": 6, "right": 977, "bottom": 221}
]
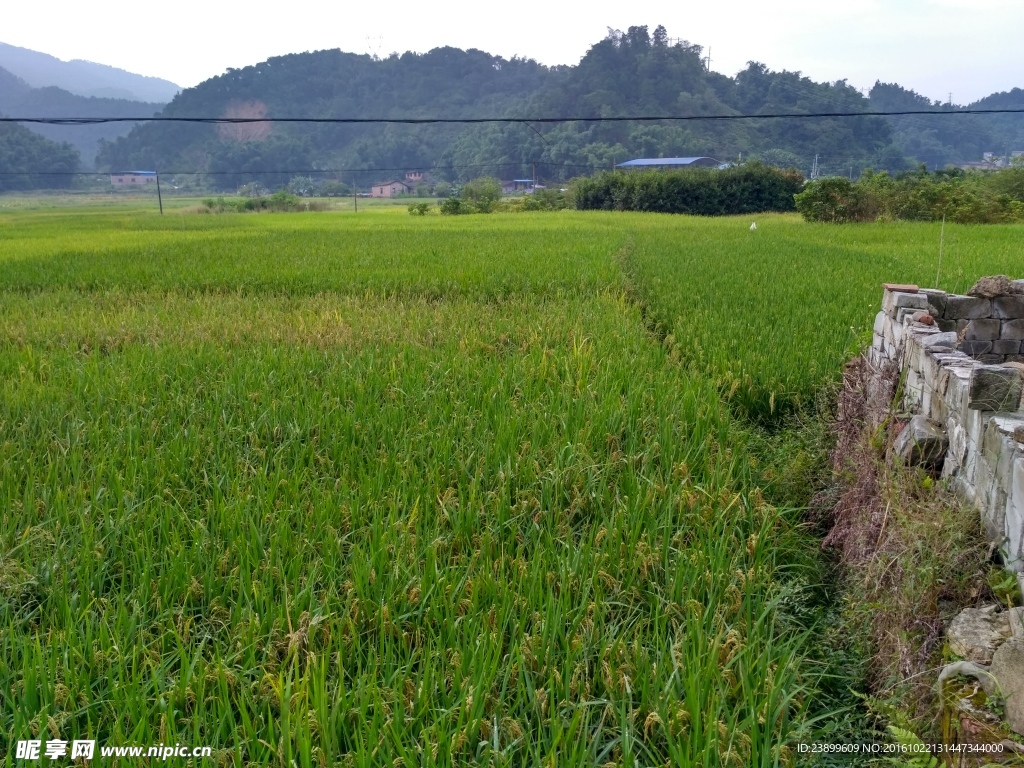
[
  {"left": 0, "top": 41, "right": 179, "bottom": 102},
  {"left": 0, "top": 63, "right": 163, "bottom": 168}
]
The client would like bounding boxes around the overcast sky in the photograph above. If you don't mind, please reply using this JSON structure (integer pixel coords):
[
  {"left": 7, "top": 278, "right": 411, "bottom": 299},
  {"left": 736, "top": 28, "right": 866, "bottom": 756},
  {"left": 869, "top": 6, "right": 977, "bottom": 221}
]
[{"left": 5, "top": 0, "right": 1022, "bottom": 104}]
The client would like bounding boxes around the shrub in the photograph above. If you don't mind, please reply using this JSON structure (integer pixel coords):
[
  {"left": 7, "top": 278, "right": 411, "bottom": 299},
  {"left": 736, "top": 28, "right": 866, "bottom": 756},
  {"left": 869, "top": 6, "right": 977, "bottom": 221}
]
[
  {"left": 498, "top": 189, "right": 569, "bottom": 213},
  {"left": 526, "top": 189, "right": 568, "bottom": 211},
  {"left": 459, "top": 177, "right": 502, "bottom": 212},
  {"left": 198, "top": 191, "right": 326, "bottom": 214},
  {"left": 573, "top": 163, "right": 804, "bottom": 215},
  {"left": 237, "top": 182, "right": 270, "bottom": 198},
  {"left": 439, "top": 198, "right": 470, "bottom": 215},
  {"left": 287, "top": 176, "right": 320, "bottom": 197},
  {"left": 797, "top": 167, "right": 1024, "bottom": 224},
  {"left": 408, "top": 203, "right": 430, "bottom": 216},
  {"left": 794, "top": 177, "right": 874, "bottom": 222},
  {"left": 320, "top": 181, "right": 350, "bottom": 197}
]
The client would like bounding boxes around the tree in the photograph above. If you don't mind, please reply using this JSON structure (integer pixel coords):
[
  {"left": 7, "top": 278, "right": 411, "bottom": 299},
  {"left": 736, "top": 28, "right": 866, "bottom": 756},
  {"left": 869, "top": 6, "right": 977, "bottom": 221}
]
[
  {"left": 0, "top": 122, "right": 80, "bottom": 191},
  {"left": 794, "top": 177, "right": 873, "bottom": 222},
  {"left": 460, "top": 177, "right": 502, "bottom": 211},
  {"left": 760, "top": 149, "right": 802, "bottom": 169},
  {"left": 287, "top": 175, "right": 320, "bottom": 196}
]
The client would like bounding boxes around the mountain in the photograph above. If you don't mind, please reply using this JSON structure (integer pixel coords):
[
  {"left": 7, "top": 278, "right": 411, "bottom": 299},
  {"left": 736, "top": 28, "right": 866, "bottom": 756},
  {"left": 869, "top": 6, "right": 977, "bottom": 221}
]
[
  {"left": 98, "top": 28, "right": 898, "bottom": 188},
  {"left": 0, "top": 65, "right": 31, "bottom": 99},
  {"left": 0, "top": 64, "right": 162, "bottom": 168},
  {"left": 867, "top": 82, "right": 1024, "bottom": 169},
  {"left": 0, "top": 41, "right": 179, "bottom": 103},
  {"left": 969, "top": 88, "right": 1024, "bottom": 155},
  {"left": 96, "top": 26, "right": 1020, "bottom": 188},
  {"left": 98, "top": 46, "right": 550, "bottom": 186}
]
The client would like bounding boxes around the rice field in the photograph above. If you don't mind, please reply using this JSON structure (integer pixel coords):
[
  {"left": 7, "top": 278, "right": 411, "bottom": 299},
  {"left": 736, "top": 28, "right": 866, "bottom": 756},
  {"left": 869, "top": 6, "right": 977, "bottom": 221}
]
[
  {"left": 625, "top": 213, "right": 1024, "bottom": 418},
  {"left": 0, "top": 204, "right": 1020, "bottom": 765}
]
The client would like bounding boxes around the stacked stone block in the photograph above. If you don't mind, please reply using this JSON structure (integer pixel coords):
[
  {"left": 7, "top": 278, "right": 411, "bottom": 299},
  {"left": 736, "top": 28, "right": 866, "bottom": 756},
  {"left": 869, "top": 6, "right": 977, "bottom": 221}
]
[
  {"left": 870, "top": 280, "right": 1024, "bottom": 572},
  {"left": 923, "top": 284, "right": 1024, "bottom": 364}
]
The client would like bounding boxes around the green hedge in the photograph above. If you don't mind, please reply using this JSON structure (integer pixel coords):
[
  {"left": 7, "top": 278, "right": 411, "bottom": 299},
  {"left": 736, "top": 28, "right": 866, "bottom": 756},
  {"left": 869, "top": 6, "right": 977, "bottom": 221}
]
[
  {"left": 795, "top": 166, "right": 1024, "bottom": 224},
  {"left": 572, "top": 163, "right": 804, "bottom": 215}
]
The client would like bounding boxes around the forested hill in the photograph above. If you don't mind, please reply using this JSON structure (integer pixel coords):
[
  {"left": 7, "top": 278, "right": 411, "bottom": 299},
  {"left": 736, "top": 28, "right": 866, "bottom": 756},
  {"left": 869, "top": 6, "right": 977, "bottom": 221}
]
[
  {"left": 868, "top": 81, "right": 1024, "bottom": 170},
  {"left": 97, "top": 25, "right": 1020, "bottom": 187},
  {"left": 0, "top": 65, "right": 163, "bottom": 168},
  {"left": 0, "top": 121, "right": 79, "bottom": 191},
  {"left": 97, "top": 47, "right": 551, "bottom": 184}
]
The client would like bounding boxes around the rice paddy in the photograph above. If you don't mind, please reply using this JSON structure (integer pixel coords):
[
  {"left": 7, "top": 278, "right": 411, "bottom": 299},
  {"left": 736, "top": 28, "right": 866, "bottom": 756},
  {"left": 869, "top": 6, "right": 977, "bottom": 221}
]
[
  {"left": 1, "top": 204, "right": 1020, "bottom": 765},
  {"left": 625, "top": 213, "right": 1024, "bottom": 417}
]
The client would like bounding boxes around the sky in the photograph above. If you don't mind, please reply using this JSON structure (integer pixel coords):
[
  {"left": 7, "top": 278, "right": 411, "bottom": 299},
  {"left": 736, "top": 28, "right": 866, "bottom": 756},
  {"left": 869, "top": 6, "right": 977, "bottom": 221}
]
[{"left": 4, "top": 0, "right": 1023, "bottom": 103}]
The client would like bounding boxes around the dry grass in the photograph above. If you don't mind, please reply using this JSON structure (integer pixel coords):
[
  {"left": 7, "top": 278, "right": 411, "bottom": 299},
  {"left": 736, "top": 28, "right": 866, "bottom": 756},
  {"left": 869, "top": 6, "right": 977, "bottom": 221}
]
[{"left": 820, "top": 353, "right": 992, "bottom": 734}]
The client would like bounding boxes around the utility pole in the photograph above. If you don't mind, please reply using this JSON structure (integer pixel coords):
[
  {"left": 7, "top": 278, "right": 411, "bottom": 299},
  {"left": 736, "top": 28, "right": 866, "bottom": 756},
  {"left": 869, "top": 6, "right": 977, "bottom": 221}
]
[
  {"left": 353, "top": 176, "right": 358, "bottom": 212},
  {"left": 704, "top": 47, "right": 712, "bottom": 72},
  {"left": 810, "top": 154, "right": 820, "bottom": 180},
  {"left": 532, "top": 161, "right": 536, "bottom": 191},
  {"left": 155, "top": 171, "right": 164, "bottom": 215}
]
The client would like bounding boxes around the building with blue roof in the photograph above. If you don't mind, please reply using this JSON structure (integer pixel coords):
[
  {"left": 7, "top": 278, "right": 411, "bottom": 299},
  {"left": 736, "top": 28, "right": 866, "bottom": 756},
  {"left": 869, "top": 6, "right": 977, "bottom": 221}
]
[{"left": 615, "top": 157, "right": 720, "bottom": 169}]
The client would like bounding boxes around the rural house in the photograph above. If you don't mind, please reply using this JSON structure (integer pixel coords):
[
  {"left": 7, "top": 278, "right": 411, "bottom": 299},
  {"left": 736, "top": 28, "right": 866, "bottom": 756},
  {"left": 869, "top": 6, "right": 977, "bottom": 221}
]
[
  {"left": 370, "top": 180, "right": 413, "bottom": 198},
  {"left": 502, "top": 179, "right": 534, "bottom": 194},
  {"left": 110, "top": 171, "right": 157, "bottom": 186}
]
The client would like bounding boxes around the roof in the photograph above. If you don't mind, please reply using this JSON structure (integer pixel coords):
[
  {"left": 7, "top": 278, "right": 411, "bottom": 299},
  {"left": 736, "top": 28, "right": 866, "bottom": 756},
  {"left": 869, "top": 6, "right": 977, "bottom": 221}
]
[
  {"left": 111, "top": 171, "right": 157, "bottom": 176},
  {"left": 373, "top": 179, "right": 412, "bottom": 188},
  {"left": 616, "top": 157, "right": 720, "bottom": 168}
]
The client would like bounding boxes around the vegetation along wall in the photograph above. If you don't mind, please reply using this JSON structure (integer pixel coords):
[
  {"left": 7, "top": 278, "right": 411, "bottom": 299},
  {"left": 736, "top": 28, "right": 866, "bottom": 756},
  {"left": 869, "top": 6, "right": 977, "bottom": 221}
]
[{"left": 869, "top": 277, "right": 1024, "bottom": 572}]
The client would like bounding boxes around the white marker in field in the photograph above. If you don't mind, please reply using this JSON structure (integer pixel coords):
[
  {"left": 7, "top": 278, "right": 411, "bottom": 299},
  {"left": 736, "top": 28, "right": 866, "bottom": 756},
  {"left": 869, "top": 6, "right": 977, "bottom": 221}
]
[{"left": 750, "top": 222, "right": 757, "bottom": 231}]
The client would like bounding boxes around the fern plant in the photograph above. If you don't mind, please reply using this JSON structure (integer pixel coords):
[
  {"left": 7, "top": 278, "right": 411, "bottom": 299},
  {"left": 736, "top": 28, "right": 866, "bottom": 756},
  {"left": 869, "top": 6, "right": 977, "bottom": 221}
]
[{"left": 884, "top": 725, "right": 939, "bottom": 768}]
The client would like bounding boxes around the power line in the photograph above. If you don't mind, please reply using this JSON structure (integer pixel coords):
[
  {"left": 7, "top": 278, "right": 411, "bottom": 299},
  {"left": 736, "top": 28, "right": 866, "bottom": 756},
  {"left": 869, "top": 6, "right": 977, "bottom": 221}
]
[{"left": 2, "top": 108, "right": 1024, "bottom": 127}]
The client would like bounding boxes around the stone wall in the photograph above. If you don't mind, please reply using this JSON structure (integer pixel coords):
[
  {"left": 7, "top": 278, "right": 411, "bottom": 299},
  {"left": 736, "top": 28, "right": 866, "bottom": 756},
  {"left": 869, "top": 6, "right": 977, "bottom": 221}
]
[{"left": 869, "top": 279, "right": 1024, "bottom": 572}]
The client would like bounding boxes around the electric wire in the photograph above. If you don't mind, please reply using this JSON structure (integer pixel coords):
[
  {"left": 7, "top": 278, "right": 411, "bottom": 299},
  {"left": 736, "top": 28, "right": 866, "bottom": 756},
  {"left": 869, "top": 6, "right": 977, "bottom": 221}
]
[{"left": 2, "top": 107, "right": 1024, "bottom": 126}]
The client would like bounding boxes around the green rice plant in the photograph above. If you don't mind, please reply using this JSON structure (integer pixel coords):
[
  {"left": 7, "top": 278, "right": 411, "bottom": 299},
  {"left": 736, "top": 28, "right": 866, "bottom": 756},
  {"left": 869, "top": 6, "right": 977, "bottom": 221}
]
[
  {"left": 9, "top": 203, "right": 1013, "bottom": 763},
  {"left": 621, "top": 212, "right": 1024, "bottom": 419},
  {"left": 0, "top": 286, "right": 820, "bottom": 764},
  {"left": 0, "top": 208, "right": 623, "bottom": 298}
]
